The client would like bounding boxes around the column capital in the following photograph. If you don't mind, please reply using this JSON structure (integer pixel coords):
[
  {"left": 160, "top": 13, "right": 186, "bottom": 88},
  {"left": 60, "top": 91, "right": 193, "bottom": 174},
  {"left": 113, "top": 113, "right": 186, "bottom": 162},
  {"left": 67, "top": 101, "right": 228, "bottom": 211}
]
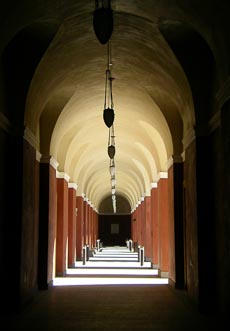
[
  {"left": 150, "top": 182, "right": 158, "bottom": 189},
  {"left": 40, "top": 155, "right": 59, "bottom": 171},
  {"left": 208, "top": 110, "right": 221, "bottom": 133},
  {"left": 167, "top": 155, "right": 183, "bottom": 169},
  {"left": 50, "top": 156, "right": 59, "bottom": 170},
  {"left": 215, "top": 76, "right": 230, "bottom": 109},
  {"left": 156, "top": 171, "right": 168, "bottom": 182},
  {"left": 182, "top": 127, "right": 196, "bottom": 150},
  {"left": 57, "top": 172, "right": 70, "bottom": 182},
  {"left": 36, "top": 150, "right": 42, "bottom": 162},
  {"left": 24, "top": 126, "right": 37, "bottom": 149},
  {"left": 68, "top": 182, "right": 78, "bottom": 191}
]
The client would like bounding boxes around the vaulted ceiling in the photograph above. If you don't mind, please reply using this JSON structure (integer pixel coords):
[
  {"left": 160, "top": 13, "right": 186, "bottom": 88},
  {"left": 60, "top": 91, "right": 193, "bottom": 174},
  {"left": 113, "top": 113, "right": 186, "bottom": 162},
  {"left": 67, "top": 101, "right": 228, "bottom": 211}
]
[{"left": 20, "top": 0, "right": 209, "bottom": 213}]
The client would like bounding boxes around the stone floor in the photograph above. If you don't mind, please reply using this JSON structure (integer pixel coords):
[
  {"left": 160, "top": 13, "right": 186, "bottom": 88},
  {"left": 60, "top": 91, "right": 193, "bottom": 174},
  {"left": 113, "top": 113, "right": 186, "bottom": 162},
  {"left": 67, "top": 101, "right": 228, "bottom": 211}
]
[
  {"left": 2, "top": 284, "right": 220, "bottom": 331},
  {"left": 1, "top": 247, "right": 221, "bottom": 330}
]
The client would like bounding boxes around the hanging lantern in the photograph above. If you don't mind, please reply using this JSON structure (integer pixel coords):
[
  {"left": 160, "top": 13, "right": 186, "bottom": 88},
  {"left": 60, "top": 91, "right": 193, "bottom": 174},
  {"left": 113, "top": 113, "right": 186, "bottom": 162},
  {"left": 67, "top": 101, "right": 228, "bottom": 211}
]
[
  {"left": 108, "top": 145, "right": 115, "bottom": 159},
  {"left": 103, "top": 107, "right": 114, "bottom": 128},
  {"left": 93, "top": 2, "right": 113, "bottom": 45}
]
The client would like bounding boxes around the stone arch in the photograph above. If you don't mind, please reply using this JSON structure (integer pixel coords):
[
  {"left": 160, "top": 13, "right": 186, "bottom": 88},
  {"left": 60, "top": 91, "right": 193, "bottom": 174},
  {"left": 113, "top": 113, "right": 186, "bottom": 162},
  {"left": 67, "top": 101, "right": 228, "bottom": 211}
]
[
  {"left": 2, "top": 20, "right": 59, "bottom": 130},
  {"left": 99, "top": 194, "right": 131, "bottom": 214},
  {"left": 158, "top": 19, "right": 216, "bottom": 134}
]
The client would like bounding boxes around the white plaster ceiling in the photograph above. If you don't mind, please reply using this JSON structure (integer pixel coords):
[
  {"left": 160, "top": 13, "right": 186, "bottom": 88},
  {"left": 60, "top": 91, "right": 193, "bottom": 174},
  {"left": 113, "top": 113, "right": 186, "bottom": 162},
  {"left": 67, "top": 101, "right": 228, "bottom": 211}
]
[{"left": 24, "top": 1, "right": 195, "bottom": 212}]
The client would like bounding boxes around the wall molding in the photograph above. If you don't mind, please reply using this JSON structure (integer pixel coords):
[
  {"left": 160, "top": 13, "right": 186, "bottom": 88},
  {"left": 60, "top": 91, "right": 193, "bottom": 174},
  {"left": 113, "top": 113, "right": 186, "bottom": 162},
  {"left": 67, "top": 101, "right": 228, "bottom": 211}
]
[
  {"left": 50, "top": 156, "right": 59, "bottom": 169},
  {"left": 215, "top": 76, "right": 230, "bottom": 109},
  {"left": 0, "top": 112, "right": 11, "bottom": 133},
  {"left": 167, "top": 155, "right": 183, "bottom": 170},
  {"left": 68, "top": 182, "right": 78, "bottom": 191},
  {"left": 36, "top": 150, "right": 42, "bottom": 162},
  {"left": 208, "top": 110, "right": 221, "bottom": 133},
  {"left": 181, "top": 150, "right": 185, "bottom": 162},
  {"left": 156, "top": 171, "right": 168, "bottom": 182},
  {"left": 150, "top": 182, "right": 158, "bottom": 189},
  {"left": 24, "top": 126, "right": 37, "bottom": 149},
  {"left": 182, "top": 128, "right": 196, "bottom": 150},
  {"left": 56, "top": 171, "right": 70, "bottom": 182}
]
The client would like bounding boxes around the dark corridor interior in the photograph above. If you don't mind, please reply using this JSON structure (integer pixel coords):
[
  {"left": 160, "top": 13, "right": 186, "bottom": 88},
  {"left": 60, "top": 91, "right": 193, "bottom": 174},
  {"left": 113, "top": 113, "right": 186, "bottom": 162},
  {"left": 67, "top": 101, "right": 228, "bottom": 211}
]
[{"left": 99, "top": 215, "right": 131, "bottom": 246}]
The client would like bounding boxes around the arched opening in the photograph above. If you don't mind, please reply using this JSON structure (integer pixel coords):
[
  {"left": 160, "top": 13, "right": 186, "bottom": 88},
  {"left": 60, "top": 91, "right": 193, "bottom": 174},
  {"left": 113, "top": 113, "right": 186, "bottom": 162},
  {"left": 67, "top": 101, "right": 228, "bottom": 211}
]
[
  {"left": 2, "top": 2, "right": 229, "bottom": 318},
  {"left": 98, "top": 194, "right": 131, "bottom": 246}
]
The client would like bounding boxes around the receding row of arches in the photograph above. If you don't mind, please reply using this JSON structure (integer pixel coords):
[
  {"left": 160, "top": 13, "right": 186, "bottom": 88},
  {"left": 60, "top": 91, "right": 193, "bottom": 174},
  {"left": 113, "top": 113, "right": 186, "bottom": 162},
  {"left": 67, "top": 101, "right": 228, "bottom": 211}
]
[{"left": 0, "top": 1, "right": 229, "bottom": 316}]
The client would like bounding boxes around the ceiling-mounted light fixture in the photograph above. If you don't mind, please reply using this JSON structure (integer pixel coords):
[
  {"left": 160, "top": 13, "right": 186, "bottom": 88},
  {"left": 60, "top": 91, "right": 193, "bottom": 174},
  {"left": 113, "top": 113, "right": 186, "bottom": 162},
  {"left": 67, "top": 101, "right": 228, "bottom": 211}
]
[
  {"left": 103, "top": 107, "right": 114, "bottom": 128},
  {"left": 94, "top": 7, "right": 117, "bottom": 213},
  {"left": 93, "top": 0, "right": 113, "bottom": 45},
  {"left": 107, "top": 123, "right": 115, "bottom": 159},
  {"left": 103, "top": 42, "right": 114, "bottom": 128},
  {"left": 109, "top": 158, "right": 115, "bottom": 176},
  {"left": 111, "top": 176, "right": 116, "bottom": 187},
  {"left": 108, "top": 145, "right": 115, "bottom": 159}
]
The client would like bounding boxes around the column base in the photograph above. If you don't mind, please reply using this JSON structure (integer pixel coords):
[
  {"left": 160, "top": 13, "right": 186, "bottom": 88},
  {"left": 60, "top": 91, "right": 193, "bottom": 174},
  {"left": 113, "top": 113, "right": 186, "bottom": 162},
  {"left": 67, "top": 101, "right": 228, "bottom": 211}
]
[{"left": 158, "top": 269, "right": 169, "bottom": 278}]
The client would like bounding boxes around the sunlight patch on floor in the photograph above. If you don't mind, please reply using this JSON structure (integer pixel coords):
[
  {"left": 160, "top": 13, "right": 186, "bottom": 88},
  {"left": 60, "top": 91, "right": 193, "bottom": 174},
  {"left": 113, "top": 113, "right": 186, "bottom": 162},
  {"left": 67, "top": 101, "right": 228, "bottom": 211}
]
[
  {"left": 66, "top": 268, "right": 158, "bottom": 276},
  {"left": 53, "top": 246, "right": 168, "bottom": 287},
  {"left": 74, "top": 261, "right": 152, "bottom": 268},
  {"left": 53, "top": 277, "right": 168, "bottom": 286}
]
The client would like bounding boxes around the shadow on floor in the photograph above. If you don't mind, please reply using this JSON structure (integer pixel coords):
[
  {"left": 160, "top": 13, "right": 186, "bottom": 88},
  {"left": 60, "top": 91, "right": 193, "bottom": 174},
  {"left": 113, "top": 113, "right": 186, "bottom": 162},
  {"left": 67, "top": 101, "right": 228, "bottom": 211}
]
[{"left": 2, "top": 284, "right": 219, "bottom": 331}]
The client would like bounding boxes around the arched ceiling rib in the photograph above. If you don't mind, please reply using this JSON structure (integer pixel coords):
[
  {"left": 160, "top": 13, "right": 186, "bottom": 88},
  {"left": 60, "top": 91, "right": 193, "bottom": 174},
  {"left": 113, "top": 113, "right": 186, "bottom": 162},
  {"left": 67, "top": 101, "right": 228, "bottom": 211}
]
[{"left": 23, "top": 4, "right": 195, "bottom": 212}]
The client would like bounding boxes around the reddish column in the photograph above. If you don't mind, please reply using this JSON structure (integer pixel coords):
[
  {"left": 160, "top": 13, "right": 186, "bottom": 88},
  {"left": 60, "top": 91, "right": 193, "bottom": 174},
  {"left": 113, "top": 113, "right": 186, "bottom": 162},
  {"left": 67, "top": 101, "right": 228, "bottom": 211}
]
[
  {"left": 76, "top": 196, "right": 84, "bottom": 260},
  {"left": 158, "top": 177, "right": 169, "bottom": 276},
  {"left": 141, "top": 200, "right": 146, "bottom": 247},
  {"left": 89, "top": 205, "right": 93, "bottom": 248},
  {"left": 87, "top": 203, "right": 90, "bottom": 245},
  {"left": 48, "top": 164, "right": 57, "bottom": 283},
  {"left": 94, "top": 211, "right": 98, "bottom": 244},
  {"left": 56, "top": 176, "right": 69, "bottom": 276},
  {"left": 68, "top": 186, "right": 77, "bottom": 267},
  {"left": 151, "top": 185, "right": 159, "bottom": 267},
  {"left": 145, "top": 196, "right": 152, "bottom": 261},
  {"left": 168, "top": 165, "right": 175, "bottom": 284},
  {"left": 92, "top": 208, "right": 96, "bottom": 247},
  {"left": 84, "top": 200, "right": 88, "bottom": 245},
  {"left": 90, "top": 205, "right": 93, "bottom": 247},
  {"left": 131, "top": 210, "right": 137, "bottom": 243},
  {"left": 136, "top": 204, "right": 141, "bottom": 245}
]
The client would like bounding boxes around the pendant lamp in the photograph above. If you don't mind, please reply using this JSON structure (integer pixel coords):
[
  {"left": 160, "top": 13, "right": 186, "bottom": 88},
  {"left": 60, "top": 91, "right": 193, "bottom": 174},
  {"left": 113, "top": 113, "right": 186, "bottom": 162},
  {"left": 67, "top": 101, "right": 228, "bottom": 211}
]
[{"left": 93, "top": 1, "right": 113, "bottom": 45}]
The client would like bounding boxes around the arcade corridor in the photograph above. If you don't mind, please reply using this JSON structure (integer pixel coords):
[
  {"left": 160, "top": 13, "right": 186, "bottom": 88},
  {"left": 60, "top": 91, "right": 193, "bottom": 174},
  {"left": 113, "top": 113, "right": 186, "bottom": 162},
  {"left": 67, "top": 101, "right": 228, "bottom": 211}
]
[{"left": 0, "top": 0, "right": 230, "bottom": 327}]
